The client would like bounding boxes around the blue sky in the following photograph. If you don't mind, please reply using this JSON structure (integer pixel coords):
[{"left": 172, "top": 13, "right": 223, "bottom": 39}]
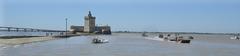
[
  {"left": 0, "top": 0, "right": 4, "bottom": 25},
  {"left": 1, "top": 0, "right": 240, "bottom": 33}
]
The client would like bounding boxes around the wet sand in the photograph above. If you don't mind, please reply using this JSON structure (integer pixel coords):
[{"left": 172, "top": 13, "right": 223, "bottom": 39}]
[{"left": 0, "top": 37, "right": 57, "bottom": 45}]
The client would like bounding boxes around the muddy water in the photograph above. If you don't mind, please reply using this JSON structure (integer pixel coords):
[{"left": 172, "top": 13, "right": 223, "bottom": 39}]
[{"left": 0, "top": 33, "right": 240, "bottom": 56}]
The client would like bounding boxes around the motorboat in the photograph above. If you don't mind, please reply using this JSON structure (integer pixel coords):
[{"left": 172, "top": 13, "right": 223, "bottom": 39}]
[
  {"left": 92, "top": 37, "right": 109, "bottom": 43},
  {"left": 188, "top": 36, "right": 194, "bottom": 39},
  {"left": 146, "top": 34, "right": 191, "bottom": 44},
  {"left": 177, "top": 39, "right": 191, "bottom": 43},
  {"left": 174, "top": 36, "right": 191, "bottom": 43},
  {"left": 145, "top": 34, "right": 169, "bottom": 41},
  {"left": 230, "top": 36, "right": 239, "bottom": 40},
  {"left": 142, "top": 32, "right": 148, "bottom": 37},
  {"left": 145, "top": 36, "right": 167, "bottom": 41}
]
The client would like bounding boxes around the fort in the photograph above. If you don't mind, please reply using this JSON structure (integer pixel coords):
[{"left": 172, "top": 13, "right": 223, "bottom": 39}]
[{"left": 70, "top": 11, "right": 111, "bottom": 34}]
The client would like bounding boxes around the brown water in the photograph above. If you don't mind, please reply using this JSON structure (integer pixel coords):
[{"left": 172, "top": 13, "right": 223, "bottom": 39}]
[{"left": 0, "top": 33, "right": 240, "bottom": 56}]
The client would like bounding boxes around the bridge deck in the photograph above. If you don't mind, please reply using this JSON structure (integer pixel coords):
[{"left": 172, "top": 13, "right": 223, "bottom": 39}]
[{"left": 0, "top": 26, "right": 66, "bottom": 32}]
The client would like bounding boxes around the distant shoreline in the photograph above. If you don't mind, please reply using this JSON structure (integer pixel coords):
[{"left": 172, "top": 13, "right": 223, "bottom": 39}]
[{"left": 112, "top": 31, "right": 239, "bottom": 35}]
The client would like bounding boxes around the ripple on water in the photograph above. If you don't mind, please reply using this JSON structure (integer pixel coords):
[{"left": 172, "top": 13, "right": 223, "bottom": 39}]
[
  {"left": 13, "top": 45, "right": 21, "bottom": 48},
  {"left": 0, "top": 44, "right": 9, "bottom": 49}
]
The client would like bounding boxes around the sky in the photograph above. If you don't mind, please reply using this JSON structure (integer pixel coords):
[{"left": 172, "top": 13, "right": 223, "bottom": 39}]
[
  {"left": 1, "top": 0, "right": 240, "bottom": 33},
  {"left": 0, "top": 0, "right": 4, "bottom": 25}
]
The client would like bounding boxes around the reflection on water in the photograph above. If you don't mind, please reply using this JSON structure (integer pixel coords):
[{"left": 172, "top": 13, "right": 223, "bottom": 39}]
[{"left": 0, "top": 33, "right": 240, "bottom": 56}]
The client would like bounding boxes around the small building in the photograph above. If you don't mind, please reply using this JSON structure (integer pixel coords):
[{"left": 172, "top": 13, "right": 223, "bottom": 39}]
[{"left": 70, "top": 11, "right": 111, "bottom": 34}]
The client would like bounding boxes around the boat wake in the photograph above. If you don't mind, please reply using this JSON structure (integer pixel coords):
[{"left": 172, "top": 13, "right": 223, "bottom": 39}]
[{"left": 145, "top": 36, "right": 165, "bottom": 41}]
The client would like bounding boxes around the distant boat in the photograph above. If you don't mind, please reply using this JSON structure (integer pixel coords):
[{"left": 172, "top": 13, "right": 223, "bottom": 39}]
[
  {"left": 188, "top": 36, "right": 194, "bottom": 39},
  {"left": 145, "top": 36, "right": 167, "bottom": 41},
  {"left": 230, "top": 36, "right": 239, "bottom": 40},
  {"left": 142, "top": 32, "right": 148, "bottom": 37},
  {"left": 146, "top": 34, "right": 191, "bottom": 44},
  {"left": 174, "top": 36, "right": 191, "bottom": 43},
  {"left": 92, "top": 37, "right": 109, "bottom": 43}
]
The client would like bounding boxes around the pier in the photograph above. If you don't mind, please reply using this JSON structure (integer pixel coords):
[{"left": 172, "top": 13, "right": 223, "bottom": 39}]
[
  {"left": 0, "top": 26, "right": 81, "bottom": 39},
  {"left": 0, "top": 26, "right": 66, "bottom": 32}
]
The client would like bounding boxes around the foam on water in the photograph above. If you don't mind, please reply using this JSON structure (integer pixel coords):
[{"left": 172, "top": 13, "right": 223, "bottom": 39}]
[
  {"left": 12, "top": 45, "right": 20, "bottom": 48},
  {"left": 145, "top": 36, "right": 165, "bottom": 41},
  {"left": 0, "top": 44, "right": 9, "bottom": 49}
]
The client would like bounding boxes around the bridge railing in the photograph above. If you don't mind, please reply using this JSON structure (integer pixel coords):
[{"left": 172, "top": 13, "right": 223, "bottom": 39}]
[
  {"left": 0, "top": 26, "right": 66, "bottom": 32},
  {"left": 0, "top": 26, "right": 68, "bottom": 37}
]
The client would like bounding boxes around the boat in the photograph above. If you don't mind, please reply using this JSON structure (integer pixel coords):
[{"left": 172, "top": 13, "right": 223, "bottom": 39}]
[
  {"left": 175, "top": 36, "right": 191, "bottom": 43},
  {"left": 146, "top": 34, "right": 170, "bottom": 41},
  {"left": 146, "top": 34, "right": 191, "bottom": 44},
  {"left": 177, "top": 39, "right": 191, "bottom": 43},
  {"left": 92, "top": 37, "right": 109, "bottom": 43},
  {"left": 230, "top": 36, "right": 239, "bottom": 40},
  {"left": 145, "top": 36, "right": 167, "bottom": 41},
  {"left": 188, "top": 36, "right": 194, "bottom": 39},
  {"left": 142, "top": 32, "right": 148, "bottom": 37}
]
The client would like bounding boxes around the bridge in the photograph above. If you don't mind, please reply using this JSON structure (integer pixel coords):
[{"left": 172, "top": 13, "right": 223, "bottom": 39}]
[
  {"left": 0, "top": 26, "right": 66, "bottom": 32},
  {"left": 0, "top": 26, "right": 76, "bottom": 38}
]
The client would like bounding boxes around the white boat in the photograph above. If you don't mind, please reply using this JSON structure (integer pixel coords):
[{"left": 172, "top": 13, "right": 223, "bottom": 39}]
[
  {"left": 230, "top": 36, "right": 239, "bottom": 40},
  {"left": 145, "top": 36, "right": 168, "bottom": 41},
  {"left": 92, "top": 37, "right": 109, "bottom": 43},
  {"left": 145, "top": 35, "right": 191, "bottom": 44}
]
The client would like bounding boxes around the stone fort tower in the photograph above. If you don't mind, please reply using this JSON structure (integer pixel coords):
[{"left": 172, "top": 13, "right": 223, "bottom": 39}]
[{"left": 84, "top": 11, "right": 96, "bottom": 33}]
